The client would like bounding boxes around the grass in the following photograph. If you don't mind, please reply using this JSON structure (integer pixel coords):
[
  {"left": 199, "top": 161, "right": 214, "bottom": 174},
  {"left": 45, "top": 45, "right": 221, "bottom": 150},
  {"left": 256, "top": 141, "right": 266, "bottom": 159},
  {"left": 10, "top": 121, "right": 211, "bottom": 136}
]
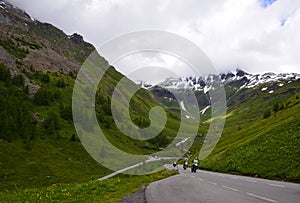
[
  {"left": 198, "top": 88, "right": 300, "bottom": 182},
  {"left": 0, "top": 138, "right": 111, "bottom": 191},
  {"left": 0, "top": 170, "right": 178, "bottom": 203}
]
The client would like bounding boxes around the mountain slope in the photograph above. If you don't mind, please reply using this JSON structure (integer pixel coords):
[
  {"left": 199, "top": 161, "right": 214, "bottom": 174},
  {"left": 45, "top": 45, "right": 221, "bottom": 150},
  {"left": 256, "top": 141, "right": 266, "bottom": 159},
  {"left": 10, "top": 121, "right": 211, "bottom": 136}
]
[
  {"left": 147, "top": 70, "right": 300, "bottom": 181},
  {"left": 200, "top": 92, "right": 300, "bottom": 181},
  {"left": 0, "top": 0, "right": 183, "bottom": 190}
]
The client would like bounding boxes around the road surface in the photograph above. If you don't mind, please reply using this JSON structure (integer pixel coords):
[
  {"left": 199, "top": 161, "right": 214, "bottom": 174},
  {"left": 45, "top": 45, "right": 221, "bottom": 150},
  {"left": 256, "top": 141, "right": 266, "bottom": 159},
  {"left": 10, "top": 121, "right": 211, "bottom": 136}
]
[{"left": 146, "top": 166, "right": 300, "bottom": 203}]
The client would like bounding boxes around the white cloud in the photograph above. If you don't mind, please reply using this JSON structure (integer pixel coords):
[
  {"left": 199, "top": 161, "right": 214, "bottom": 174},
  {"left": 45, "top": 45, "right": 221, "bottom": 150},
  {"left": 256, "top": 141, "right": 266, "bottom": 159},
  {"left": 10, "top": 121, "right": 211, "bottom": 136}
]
[
  {"left": 7, "top": 0, "right": 300, "bottom": 76},
  {"left": 115, "top": 52, "right": 191, "bottom": 84}
]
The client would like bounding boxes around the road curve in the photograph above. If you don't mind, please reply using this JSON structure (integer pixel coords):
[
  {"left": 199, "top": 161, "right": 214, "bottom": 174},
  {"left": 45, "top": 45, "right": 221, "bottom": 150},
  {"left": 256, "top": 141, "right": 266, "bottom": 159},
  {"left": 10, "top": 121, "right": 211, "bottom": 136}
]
[{"left": 146, "top": 167, "right": 300, "bottom": 203}]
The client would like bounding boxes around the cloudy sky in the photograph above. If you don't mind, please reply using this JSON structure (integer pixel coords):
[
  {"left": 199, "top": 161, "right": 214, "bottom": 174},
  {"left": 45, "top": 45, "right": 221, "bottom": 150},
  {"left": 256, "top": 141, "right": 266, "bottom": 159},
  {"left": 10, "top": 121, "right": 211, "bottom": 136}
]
[{"left": 7, "top": 0, "right": 300, "bottom": 81}]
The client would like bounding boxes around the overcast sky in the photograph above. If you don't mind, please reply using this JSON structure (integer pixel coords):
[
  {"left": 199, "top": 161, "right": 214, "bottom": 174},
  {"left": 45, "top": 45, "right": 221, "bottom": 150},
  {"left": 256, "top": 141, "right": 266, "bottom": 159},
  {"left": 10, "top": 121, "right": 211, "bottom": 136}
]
[{"left": 7, "top": 0, "right": 300, "bottom": 81}]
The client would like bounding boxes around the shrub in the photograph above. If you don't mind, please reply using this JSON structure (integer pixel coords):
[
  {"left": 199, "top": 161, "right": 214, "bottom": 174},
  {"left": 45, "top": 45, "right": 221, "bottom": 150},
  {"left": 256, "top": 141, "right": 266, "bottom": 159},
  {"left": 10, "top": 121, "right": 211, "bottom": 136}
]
[
  {"left": 263, "top": 109, "right": 271, "bottom": 119},
  {"left": 12, "top": 74, "right": 25, "bottom": 87},
  {"left": 0, "top": 38, "right": 29, "bottom": 59},
  {"left": 70, "top": 134, "right": 76, "bottom": 142},
  {"left": 43, "top": 112, "right": 60, "bottom": 134},
  {"left": 0, "top": 63, "right": 11, "bottom": 83},
  {"left": 273, "top": 102, "right": 279, "bottom": 112},
  {"left": 57, "top": 79, "right": 67, "bottom": 88},
  {"left": 33, "top": 88, "right": 61, "bottom": 105},
  {"left": 41, "top": 73, "right": 50, "bottom": 83},
  {"left": 0, "top": 85, "right": 35, "bottom": 141},
  {"left": 33, "top": 88, "right": 51, "bottom": 105},
  {"left": 61, "top": 105, "right": 72, "bottom": 120}
]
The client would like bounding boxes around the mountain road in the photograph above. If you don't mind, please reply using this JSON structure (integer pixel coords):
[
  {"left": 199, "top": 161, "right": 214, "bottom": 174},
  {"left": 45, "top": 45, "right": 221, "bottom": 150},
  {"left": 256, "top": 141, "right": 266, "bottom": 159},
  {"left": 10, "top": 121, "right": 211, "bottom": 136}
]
[{"left": 146, "top": 167, "right": 300, "bottom": 203}]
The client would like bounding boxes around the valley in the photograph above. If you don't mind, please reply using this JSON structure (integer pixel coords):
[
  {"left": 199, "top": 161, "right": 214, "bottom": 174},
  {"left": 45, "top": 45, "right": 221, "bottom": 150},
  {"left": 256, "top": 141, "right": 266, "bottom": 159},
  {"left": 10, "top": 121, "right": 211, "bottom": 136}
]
[{"left": 0, "top": 0, "right": 299, "bottom": 202}]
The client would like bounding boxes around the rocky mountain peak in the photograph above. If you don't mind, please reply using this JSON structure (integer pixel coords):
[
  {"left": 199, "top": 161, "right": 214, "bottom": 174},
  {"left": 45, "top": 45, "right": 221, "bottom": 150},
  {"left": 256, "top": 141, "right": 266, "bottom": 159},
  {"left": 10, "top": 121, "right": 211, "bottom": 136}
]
[
  {"left": 70, "top": 33, "right": 84, "bottom": 44},
  {"left": 0, "top": 0, "right": 35, "bottom": 26},
  {"left": 236, "top": 68, "right": 248, "bottom": 77}
]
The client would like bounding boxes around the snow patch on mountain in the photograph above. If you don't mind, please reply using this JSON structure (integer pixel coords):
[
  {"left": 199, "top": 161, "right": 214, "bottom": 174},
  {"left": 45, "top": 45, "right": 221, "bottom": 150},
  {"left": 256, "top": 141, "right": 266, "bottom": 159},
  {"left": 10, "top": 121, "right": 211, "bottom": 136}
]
[
  {"left": 204, "top": 85, "right": 212, "bottom": 94},
  {"left": 180, "top": 101, "right": 187, "bottom": 112},
  {"left": 243, "top": 72, "right": 299, "bottom": 89},
  {"left": 0, "top": 1, "right": 7, "bottom": 11},
  {"left": 200, "top": 105, "right": 210, "bottom": 115},
  {"left": 261, "top": 87, "right": 268, "bottom": 91},
  {"left": 278, "top": 83, "right": 284, "bottom": 87}
]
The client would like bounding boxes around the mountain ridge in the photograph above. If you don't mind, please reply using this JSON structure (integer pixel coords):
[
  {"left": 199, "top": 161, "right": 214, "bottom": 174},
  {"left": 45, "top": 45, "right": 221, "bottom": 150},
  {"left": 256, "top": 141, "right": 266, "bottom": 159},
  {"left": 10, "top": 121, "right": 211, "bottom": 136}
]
[
  {"left": 138, "top": 69, "right": 300, "bottom": 92},
  {"left": 137, "top": 68, "right": 299, "bottom": 117}
]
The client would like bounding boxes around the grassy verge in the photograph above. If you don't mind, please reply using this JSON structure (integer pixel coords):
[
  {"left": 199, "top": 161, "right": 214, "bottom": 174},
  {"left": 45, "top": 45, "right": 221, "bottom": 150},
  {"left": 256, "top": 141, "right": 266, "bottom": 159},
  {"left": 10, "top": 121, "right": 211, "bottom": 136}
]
[{"left": 0, "top": 170, "right": 178, "bottom": 203}]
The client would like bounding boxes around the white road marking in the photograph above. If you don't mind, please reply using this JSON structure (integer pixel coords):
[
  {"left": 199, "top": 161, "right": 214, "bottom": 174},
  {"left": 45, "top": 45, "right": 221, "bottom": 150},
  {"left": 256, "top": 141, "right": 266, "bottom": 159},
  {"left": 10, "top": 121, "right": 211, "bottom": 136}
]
[
  {"left": 208, "top": 181, "right": 218, "bottom": 185},
  {"left": 245, "top": 179, "right": 257, "bottom": 183},
  {"left": 267, "top": 183, "right": 285, "bottom": 188},
  {"left": 246, "top": 193, "right": 278, "bottom": 203},
  {"left": 229, "top": 176, "right": 239, "bottom": 180},
  {"left": 198, "top": 178, "right": 204, "bottom": 181},
  {"left": 222, "top": 185, "right": 239, "bottom": 192}
]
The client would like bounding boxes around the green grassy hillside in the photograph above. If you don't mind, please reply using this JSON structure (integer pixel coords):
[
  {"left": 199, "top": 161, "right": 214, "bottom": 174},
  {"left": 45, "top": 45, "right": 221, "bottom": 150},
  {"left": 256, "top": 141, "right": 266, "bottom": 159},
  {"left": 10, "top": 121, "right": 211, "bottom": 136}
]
[
  {"left": 0, "top": 60, "right": 183, "bottom": 189},
  {"left": 198, "top": 82, "right": 300, "bottom": 182},
  {"left": 0, "top": 3, "right": 183, "bottom": 192}
]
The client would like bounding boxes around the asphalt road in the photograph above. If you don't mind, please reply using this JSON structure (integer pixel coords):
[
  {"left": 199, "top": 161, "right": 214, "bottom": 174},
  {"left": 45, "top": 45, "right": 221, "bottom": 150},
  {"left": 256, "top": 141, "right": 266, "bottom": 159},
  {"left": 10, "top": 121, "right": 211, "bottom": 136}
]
[{"left": 146, "top": 166, "right": 300, "bottom": 203}]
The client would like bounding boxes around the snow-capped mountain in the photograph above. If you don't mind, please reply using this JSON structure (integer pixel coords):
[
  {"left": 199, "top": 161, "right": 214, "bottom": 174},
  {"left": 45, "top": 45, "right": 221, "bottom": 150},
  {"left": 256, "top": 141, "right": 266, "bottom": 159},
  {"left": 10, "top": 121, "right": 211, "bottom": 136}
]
[
  {"left": 140, "top": 69, "right": 300, "bottom": 93},
  {"left": 138, "top": 69, "right": 300, "bottom": 118}
]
